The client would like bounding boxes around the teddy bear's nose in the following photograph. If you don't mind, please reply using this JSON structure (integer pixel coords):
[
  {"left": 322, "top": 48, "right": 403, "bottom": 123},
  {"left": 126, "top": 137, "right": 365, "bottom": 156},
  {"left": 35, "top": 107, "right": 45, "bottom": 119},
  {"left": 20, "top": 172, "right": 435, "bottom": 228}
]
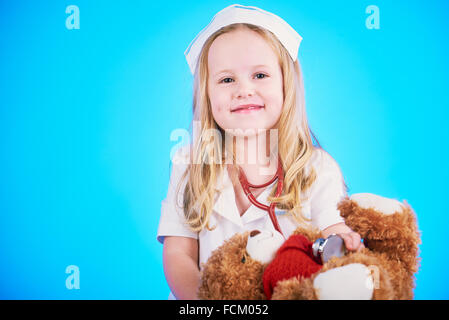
[{"left": 250, "top": 230, "right": 261, "bottom": 237}]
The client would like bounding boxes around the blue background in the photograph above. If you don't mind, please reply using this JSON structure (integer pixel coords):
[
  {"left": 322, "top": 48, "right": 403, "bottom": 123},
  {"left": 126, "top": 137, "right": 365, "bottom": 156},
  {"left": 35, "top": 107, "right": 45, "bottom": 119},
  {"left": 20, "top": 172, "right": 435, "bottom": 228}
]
[{"left": 0, "top": 0, "right": 447, "bottom": 299}]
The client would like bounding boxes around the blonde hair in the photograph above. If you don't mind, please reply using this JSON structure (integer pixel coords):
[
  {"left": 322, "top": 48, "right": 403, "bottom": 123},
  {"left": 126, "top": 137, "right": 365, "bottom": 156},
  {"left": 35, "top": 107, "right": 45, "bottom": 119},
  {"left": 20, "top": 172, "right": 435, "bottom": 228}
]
[{"left": 175, "top": 23, "right": 345, "bottom": 232}]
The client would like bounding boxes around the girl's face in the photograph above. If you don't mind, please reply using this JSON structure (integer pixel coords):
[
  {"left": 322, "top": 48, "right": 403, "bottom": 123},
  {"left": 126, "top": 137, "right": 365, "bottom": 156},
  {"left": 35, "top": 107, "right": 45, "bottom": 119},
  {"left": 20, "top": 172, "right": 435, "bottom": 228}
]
[{"left": 207, "top": 28, "right": 284, "bottom": 135}]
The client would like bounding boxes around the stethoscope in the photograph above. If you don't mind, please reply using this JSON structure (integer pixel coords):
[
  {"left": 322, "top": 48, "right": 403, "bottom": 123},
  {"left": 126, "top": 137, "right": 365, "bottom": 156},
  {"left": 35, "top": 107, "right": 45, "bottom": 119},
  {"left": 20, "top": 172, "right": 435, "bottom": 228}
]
[
  {"left": 238, "top": 158, "right": 349, "bottom": 264},
  {"left": 237, "top": 157, "right": 284, "bottom": 236}
]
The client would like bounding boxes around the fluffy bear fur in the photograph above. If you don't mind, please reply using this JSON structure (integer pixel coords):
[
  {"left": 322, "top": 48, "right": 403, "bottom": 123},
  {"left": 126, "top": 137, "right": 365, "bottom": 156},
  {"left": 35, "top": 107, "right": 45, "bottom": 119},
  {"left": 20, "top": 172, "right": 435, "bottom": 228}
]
[
  {"left": 198, "top": 195, "right": 421, "bottom": 300},
  {"left": 198, "top": 231, "right": 266, "bottom": 299}
]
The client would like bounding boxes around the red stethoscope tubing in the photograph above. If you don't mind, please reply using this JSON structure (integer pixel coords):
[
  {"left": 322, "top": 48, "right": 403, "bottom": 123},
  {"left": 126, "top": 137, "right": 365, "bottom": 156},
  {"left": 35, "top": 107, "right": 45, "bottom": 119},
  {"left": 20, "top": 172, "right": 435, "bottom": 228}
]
[{"left": 238, "top": 158, "right": 284, "bottom": 236}]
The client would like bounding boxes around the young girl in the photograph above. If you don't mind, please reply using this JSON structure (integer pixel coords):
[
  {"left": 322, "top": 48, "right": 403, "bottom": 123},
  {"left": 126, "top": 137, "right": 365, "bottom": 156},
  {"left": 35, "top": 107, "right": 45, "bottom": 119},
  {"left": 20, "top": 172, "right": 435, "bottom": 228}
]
[{"left": 157, "top": 4, "right": 364, "bottom": 300}]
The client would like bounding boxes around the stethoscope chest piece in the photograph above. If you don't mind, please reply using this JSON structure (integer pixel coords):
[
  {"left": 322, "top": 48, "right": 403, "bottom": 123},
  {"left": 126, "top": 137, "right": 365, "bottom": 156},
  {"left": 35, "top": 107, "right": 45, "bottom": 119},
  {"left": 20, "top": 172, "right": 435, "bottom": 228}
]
[{"left": 312, "top": 234, "right": 347, "bottom": 264}]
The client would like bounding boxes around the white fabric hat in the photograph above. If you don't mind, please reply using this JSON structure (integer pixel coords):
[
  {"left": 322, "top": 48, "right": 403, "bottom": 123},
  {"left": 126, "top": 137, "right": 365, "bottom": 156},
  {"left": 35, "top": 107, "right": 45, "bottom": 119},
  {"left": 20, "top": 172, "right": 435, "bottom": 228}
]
[{"left": 184, "top": 4, "right": 303, "bottom": 75}]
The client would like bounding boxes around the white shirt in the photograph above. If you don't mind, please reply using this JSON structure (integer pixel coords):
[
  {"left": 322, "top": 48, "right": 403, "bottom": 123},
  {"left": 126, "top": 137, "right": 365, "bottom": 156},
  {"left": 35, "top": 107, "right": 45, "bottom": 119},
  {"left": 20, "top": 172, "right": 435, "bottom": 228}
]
[{"left": 157, "top": 145, "right": 347, "bottom": 273}]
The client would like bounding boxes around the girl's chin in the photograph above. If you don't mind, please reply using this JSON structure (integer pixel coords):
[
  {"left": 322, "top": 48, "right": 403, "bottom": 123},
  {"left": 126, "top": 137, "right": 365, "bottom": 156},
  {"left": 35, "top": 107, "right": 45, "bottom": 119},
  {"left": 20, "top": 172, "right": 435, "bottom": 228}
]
[{"left": 223, "top": 125, "right": 274, "bottom": 135}]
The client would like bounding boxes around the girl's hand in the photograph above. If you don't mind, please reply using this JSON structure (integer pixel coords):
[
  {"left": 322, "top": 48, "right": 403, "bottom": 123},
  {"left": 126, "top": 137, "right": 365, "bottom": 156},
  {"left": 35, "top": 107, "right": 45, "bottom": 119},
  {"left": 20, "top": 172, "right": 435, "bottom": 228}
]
[{"left": 338, "top": 232, "right": 365, "bottom": 252}]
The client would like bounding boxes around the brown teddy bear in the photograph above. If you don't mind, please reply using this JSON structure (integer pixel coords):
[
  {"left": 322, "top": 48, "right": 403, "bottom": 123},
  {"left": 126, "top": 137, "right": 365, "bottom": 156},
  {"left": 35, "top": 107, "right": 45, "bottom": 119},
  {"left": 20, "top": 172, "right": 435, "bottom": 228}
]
[{"left": 198, "top": 193, "right": 421, "bottom": 300}]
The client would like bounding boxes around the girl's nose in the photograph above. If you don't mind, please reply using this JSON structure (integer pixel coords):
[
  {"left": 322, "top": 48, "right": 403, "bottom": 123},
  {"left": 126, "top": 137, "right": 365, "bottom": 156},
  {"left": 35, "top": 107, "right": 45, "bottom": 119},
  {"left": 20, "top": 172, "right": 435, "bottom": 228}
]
[{"left": 235, "top": 80, "right": 255, "bottom": 98}]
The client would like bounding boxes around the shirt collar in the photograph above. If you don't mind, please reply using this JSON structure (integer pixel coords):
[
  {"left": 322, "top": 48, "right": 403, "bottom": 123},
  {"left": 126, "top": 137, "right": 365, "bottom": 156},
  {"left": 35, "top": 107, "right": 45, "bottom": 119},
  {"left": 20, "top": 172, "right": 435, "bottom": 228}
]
[{"left": 213, "top": 167, "right": 278, "bottom": 227}]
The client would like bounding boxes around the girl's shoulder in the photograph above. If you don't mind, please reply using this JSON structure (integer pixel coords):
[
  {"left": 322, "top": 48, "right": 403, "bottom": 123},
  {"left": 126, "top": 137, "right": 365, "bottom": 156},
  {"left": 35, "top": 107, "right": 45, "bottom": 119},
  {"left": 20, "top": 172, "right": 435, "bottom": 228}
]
[{"left": 306, "top": 147, "right": 343, "bottom": 176}]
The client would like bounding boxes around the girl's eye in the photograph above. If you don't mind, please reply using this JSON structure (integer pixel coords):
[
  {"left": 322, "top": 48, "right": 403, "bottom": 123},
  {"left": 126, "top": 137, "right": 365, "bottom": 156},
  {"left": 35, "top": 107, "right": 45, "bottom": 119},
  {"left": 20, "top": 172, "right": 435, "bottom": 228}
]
[
  {"left": 221, "top": 77, "right": 233, "bottom": 83},
  {"left": 219, "top": 73, "right": 268, "bottom": 84}
]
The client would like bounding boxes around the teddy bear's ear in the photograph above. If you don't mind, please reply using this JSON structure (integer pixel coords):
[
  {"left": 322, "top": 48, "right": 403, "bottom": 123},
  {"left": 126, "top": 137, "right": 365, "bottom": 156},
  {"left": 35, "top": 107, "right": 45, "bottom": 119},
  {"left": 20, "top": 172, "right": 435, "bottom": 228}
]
[{"left": 350, "top": 193, "right": 404, "bottom": 215}]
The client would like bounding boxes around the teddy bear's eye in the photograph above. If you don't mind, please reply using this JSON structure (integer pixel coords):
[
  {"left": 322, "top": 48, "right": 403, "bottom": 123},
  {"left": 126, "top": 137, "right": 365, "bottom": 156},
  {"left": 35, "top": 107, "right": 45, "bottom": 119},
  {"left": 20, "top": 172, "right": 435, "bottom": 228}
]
[{"left": 241, "top": 255, "right": 246, "bottom": 263}]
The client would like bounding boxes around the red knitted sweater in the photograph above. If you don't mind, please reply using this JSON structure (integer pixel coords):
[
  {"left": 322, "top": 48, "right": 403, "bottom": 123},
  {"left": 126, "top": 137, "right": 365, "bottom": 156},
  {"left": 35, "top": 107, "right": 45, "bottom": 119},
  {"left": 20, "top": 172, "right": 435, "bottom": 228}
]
[{"left": 262, "top": 234, "right": 323, "bottom": 299}]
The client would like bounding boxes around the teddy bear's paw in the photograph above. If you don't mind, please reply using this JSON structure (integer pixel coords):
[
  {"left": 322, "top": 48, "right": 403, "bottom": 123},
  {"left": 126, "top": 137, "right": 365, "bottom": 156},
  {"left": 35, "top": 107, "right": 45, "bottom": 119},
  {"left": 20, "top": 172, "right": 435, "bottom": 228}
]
[{"left": 313, "top": 263, "right": 374, "bottom": 300}]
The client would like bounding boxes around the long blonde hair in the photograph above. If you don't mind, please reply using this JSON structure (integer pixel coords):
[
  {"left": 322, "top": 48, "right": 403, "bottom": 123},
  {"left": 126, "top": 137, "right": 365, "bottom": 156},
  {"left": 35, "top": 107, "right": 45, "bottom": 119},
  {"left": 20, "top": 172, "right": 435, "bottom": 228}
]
[{"left": 175, "top": 23, "right": 343, "bottom": 232}]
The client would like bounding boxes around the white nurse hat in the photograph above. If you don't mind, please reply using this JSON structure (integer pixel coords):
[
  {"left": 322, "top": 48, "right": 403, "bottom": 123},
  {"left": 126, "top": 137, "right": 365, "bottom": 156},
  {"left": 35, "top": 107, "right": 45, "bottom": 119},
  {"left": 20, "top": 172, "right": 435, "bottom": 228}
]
[{"left": 184, "top": 4, "right": 303, "bottom": 75}]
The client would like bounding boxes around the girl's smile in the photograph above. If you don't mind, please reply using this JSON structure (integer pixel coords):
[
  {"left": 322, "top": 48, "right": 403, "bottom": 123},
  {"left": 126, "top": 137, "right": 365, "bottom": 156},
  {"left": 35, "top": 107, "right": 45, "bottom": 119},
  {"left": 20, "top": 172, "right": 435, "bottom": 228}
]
[{"left": 231, "top": 104, "right": 265, "bottom": 113}]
